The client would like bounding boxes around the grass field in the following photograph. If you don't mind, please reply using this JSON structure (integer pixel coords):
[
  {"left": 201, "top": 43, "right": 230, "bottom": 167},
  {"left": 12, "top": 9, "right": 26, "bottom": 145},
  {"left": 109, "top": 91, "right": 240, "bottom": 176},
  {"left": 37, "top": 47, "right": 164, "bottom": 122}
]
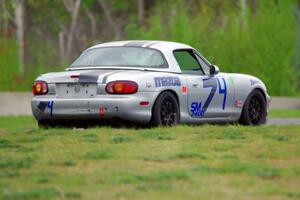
[{"left": 0, "top": 116, "right": 300, "bottom": 200}]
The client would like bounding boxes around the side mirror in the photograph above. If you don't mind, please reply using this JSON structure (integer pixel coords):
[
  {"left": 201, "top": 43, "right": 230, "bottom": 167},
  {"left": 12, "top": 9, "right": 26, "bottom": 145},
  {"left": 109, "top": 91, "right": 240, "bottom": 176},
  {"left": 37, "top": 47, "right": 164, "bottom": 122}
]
[{"left": 210, "top": 65, "right": 220, "bottom": 75}]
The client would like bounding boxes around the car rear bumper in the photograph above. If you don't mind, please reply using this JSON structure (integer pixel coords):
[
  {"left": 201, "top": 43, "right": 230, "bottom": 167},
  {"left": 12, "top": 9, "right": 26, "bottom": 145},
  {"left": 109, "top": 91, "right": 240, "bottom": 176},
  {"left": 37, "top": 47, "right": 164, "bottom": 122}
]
[{"left": 31, "top": 92, "right": 158, "bottom": 124}]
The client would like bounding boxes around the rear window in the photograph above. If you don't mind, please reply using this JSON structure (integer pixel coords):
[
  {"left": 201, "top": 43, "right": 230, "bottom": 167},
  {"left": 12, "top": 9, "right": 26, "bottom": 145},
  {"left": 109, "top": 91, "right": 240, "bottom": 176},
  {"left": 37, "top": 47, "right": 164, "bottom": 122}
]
[{"left": 71, "top": 47, "right": 168, "bottom": 68}]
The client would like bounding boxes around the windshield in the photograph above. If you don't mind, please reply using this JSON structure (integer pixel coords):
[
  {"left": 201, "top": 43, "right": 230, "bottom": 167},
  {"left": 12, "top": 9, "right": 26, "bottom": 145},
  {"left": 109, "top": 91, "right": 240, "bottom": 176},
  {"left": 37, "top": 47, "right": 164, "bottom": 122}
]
[{"left": 71, "top": 47, "right": 168, "bottom": 68}]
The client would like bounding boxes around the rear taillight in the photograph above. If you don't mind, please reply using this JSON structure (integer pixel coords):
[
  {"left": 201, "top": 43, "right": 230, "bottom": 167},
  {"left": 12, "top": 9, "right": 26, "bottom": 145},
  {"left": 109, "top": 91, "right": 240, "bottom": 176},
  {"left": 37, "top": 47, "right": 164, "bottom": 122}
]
[
  {"left": 33, "top": 81, "right": 48, "bottom": 95},
  {"left": 105, "top": 81, "right": 138, "bottom": 94}
]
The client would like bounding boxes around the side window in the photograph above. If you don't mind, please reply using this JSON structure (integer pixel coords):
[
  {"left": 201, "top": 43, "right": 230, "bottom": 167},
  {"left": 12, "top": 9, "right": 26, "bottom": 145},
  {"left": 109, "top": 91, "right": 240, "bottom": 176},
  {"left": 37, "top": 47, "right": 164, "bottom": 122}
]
[
  {"left": 195, "top": 53, "right": 211, "bottom": 75},
  {"left": 173, "top": 50, "right": 204, "bottom": 75}
]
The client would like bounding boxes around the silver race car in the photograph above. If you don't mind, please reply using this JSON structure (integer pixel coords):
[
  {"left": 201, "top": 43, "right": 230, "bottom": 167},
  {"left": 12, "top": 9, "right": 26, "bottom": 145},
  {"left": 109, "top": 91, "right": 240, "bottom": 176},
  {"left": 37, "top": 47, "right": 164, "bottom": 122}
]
[{"left": 31, "top": 40, "right": 269, "bottom": 127}]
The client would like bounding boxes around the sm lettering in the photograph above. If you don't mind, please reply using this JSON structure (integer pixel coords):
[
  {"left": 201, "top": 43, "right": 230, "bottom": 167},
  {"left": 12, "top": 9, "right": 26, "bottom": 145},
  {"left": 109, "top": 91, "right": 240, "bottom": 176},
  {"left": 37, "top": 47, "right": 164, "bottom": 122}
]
[{"left": 190, "top": 102, "right": 206, "bottom": 117}]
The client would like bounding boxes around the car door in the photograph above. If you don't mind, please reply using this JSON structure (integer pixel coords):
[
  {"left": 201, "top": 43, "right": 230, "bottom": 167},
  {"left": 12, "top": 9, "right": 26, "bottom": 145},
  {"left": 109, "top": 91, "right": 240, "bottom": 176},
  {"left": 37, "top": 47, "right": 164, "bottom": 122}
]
[{"left": 173, "top": 49, "right": 233, "bottom": 119}]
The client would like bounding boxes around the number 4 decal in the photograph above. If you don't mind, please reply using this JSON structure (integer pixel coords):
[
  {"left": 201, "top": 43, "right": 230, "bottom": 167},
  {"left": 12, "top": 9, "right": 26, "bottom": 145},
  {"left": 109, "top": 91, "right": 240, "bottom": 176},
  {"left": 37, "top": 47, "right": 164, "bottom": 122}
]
[
  {"left": 216, "top": 78, "right": 227, "bottom": 110},
  {"left": 47, "top": 101, "right": 54, "bottom": 116}
]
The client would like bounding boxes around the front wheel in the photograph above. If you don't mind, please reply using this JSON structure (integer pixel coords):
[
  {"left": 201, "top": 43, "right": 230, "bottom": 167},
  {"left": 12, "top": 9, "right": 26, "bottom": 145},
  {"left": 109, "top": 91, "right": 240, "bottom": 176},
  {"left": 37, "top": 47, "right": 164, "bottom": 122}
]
[
  {"left": 239, "top": 90, "right": 267, "bottom": 126},
  {"left": 151, "top": 91, "right": 180, "bottom": 126}
]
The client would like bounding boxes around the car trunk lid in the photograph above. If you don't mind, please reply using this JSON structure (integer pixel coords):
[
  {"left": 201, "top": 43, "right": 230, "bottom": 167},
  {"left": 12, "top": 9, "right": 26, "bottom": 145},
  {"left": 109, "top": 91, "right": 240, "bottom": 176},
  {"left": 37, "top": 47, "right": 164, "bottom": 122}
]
[{"left": 39, "top": 69, "right": 126, "bottom": 98}]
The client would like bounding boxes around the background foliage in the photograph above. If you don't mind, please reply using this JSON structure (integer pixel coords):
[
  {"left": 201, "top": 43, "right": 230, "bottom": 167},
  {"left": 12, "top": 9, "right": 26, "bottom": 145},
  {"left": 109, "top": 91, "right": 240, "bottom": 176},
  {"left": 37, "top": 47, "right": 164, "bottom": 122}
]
[{"left": 0, "top": 0, "right": 299, "bottom": 95}]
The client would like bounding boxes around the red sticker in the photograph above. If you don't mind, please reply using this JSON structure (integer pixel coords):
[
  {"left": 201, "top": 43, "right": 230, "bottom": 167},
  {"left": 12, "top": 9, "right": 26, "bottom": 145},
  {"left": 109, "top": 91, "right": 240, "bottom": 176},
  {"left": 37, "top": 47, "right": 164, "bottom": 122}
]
[{"left": 182, "top": 86, "right": 187, "bottom": 94}]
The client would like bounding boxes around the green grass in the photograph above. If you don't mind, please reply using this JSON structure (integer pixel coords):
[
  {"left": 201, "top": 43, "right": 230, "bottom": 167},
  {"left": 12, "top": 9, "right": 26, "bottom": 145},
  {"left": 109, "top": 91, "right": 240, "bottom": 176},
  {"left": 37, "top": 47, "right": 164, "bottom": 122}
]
[
  {"left": 0, "top": 116, "right": 300, "bottom": 199},
  {"left": 269, "top": 109, "right": 300, "bottom": 118}
]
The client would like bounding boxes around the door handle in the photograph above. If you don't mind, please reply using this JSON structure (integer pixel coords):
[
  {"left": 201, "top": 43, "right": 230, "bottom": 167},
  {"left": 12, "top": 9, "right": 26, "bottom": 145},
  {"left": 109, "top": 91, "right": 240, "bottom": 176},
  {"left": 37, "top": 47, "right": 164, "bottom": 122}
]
[{"left": 192, "top": 82, "right": 201, "bottom": 87}]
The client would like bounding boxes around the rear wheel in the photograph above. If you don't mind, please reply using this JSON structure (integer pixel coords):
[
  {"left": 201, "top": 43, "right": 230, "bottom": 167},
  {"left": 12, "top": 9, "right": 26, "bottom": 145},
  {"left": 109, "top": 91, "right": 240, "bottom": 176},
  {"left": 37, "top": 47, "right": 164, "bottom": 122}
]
[
  {"left": 239, "top": 90, "right": 267, "bottom": 125},
  {"left": 151, "top": 91, "right": 180, "bottom": 126}
]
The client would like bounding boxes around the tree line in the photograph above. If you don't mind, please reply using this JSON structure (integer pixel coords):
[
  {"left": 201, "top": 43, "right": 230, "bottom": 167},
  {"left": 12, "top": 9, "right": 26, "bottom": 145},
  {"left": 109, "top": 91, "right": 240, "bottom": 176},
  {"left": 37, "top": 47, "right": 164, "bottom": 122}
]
[
  {"left": 0, "top": 0, "right": 146, "bottom": 73},
  {"left": 0, "top": 0, "right": 299, "bottom": 95}
]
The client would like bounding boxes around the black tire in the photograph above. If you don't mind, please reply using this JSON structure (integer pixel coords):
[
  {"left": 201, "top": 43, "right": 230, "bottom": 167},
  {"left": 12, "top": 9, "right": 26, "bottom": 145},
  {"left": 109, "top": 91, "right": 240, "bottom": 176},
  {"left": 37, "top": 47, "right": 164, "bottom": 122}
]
[
  {"left": 239, "top": 89, "right": 267, "bottom": 126},
  {"left": 151, "top": 91, "right": 180, "bottom": 126}
]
